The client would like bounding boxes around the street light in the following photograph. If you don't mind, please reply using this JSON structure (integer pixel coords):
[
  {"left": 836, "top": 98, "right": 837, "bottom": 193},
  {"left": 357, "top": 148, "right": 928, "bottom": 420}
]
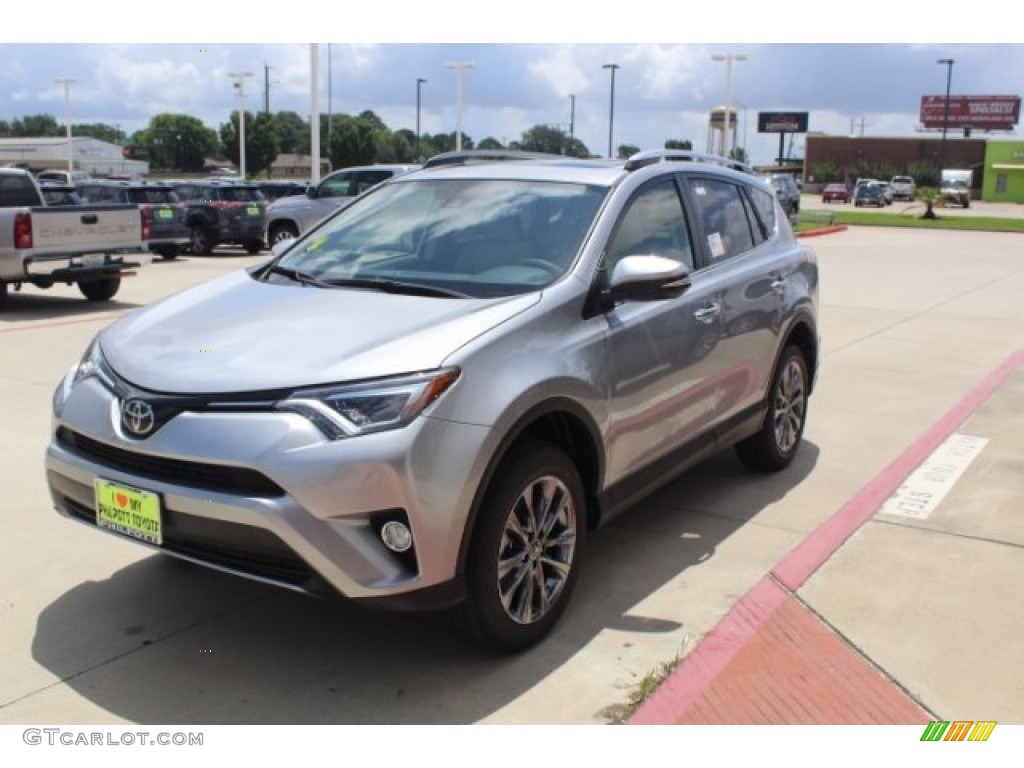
[
  {"left": 602, "top": 64, "right": 619, "bottom": 159},
  {"left": 711, "top": 53, "right": 747, "bottom": 158},
  {"left": 445, "top": 62, "right": 475, "bottom": 151},
  {"left": 228, "top": 71, "right": 255, "bottom": 179},
  {"left": 416, "top": 78, "right": 427, "bottom": 161},
  {"left": 55, "top": 77, "right": 77, "bottom": 172},
  {"left": 937, "top": 58, "right": 954, "bottom": 184}
]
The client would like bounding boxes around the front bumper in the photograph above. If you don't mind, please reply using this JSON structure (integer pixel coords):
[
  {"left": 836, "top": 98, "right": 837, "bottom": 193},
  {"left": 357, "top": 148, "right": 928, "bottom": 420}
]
[{"left": 46, "top": 375, "right": 491, "bottom": 609}]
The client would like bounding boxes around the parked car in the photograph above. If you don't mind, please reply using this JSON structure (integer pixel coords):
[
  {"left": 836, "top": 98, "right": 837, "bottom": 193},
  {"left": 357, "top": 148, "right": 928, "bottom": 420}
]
[
  {"left": 889, "top": 175, "right": 916, "bottom": 201},
  {"left": 854, "top": 183, "right": 885, "bottom": 207},
  {"left": 876, "top": 182, "right": 894, "bottom": 206},
  {"left": 762, "top": 173, "right": 801, "bottom": 216},
  {"left": 38, "top": 182, "right": 83, "bottom": 206},
  {"left": 46, "top": 149, "right": 819, "bottom": 653},
  {"left": 36, "top": 169, "right": 91, "bottom": 186},
  {"left": 166, "top": 179, "right": 267, "bottom": 255},
  {"left": 821, "top": 183, "right": 849, "bottom": 203},
  {"left": 78, "top": 180, "right": 190, "bottom": 260},
  {"left": 265, "top": 164, "right": 419, "bottom": 247}
]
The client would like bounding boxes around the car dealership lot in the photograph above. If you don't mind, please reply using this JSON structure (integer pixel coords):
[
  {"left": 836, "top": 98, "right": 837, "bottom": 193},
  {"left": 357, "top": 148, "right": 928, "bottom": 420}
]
[{"left": 2, "top": 228, "right": 1023, "bottom": 724}]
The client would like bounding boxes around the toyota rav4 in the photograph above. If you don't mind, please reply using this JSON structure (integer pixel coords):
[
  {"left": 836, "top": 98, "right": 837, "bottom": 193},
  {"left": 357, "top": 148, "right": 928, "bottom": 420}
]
[{"left": 46, "top": 150, "right": 819, "bottom": 653}]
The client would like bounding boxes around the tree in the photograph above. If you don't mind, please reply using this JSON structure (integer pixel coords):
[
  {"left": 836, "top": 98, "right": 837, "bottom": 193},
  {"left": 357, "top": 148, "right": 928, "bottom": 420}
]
[
  {"left": 664, "top": 139, "right": 692, "bottom": 150},
  {"left": 617, "top": 144, "right": 641, "bottom": 159},
  {"left": 477, "top": 137, "right": 504, "bottom": 150},
  {"left": 139, "top": 114, "right": 217, "bottom": 171},
  {"left": 272, "top": 111, "right": 309, "bottom": 155},
  {"left": 519, "top": 125, "right": 569, "bottom": 155},
  {"left": 327, "top": 114, "right": 376, "bottom": 168},
  {"left": 221, "top": 111, "right": 279, "bottom": 177},
  {"left": 73, "top": 123, "right": 124, "bottom": 144},
  {"left": 729, "top": 147, "right": 749, "bottom": 164},
  {"left": 12, "top": 114, "right": 61, "bottom": 136}
]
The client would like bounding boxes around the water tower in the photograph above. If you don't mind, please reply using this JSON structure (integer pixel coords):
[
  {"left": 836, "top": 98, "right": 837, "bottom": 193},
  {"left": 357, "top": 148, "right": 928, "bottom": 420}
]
[{"left": 706, "top": 105, "right": 738, "bottom": 156}]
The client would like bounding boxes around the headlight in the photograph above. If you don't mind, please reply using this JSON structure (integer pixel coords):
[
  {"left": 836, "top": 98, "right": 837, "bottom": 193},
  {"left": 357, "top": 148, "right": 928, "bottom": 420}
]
[
  {"left": 276, "top": 368, "right": 460, "bottom": 440},
  {"left": 53, "top": 336, "right": 111, "bottom": 416}
]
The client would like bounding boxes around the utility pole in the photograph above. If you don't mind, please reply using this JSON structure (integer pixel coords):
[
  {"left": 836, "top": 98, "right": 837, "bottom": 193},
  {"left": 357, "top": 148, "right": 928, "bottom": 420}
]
[
  {"left": 264, "top": 64, "right": 272, "bottom": 114},
  {"left": 445, "top": 61, "right": 475, "bottom": 151},
  {"left": 568, "top": 94, "right": 576, "bottom": 155},
  {"left": 55, "top": 77, "right": 77, "bottom": 172},
  {"left": 602, "top": 64, "right": 619, "bottom": 159},
  {"left": 228, "top": 71, "right": 254, "bottom": 179}
]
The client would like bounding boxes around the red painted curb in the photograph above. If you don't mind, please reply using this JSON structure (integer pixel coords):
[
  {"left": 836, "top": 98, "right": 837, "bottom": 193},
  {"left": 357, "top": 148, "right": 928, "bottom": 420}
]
[
  {"left": 628, "top": 347, "right": 1024, "bottom": 725},
  {"left": 797, "top": 225, "right": 848, "bottom": 238}
]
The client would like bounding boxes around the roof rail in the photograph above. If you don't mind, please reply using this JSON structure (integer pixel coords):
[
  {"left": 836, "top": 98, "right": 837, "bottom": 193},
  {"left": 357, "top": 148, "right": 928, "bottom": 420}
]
[
  {"left": 423, "top": 149, "right": 565, "bottom": 169},
  {"left": 624, "top": 150, "right": 753, "bottom": 175}
]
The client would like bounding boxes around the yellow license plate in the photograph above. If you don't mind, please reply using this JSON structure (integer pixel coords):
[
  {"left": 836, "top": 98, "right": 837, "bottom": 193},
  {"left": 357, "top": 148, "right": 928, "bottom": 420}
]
[
  {"left": 157, "top": 208, "right": 173, "bottom": 219},
  {"left": 95, "top": 479, "right": 163, "bottom": 545},
  {"left": 246, "top": 206, "right": 260, "bottom": 215}
]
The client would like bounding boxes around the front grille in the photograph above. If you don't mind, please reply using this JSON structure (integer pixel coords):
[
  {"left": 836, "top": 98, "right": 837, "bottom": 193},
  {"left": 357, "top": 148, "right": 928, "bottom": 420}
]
[
  {"left": 56, "top": 427, "right": 286, "bottom": 497},
  {"left": 58, "top": 495, "right": 322, "bottom": 591}
]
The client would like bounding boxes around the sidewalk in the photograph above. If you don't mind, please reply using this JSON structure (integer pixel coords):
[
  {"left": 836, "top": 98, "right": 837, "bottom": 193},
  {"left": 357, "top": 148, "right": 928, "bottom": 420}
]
[{"left": 630, "top": 350, "right": 1024, "bottom": 724}]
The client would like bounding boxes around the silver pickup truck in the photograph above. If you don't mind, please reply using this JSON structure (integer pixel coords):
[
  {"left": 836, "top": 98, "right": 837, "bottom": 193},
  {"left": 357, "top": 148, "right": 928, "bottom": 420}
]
[{"left": 0, "top": 167, "right": 150, "bottom": 308}]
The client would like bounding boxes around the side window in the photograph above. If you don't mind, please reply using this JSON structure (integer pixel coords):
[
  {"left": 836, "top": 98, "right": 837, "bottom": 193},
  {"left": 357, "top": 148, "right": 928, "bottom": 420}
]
[
  {"left": 319, "top": 172, "right": 354, "bottom": 199},
  {"left": 354, "top": 171, "right": 392, "bottom": 194},
  {"left": 687, "top": 177, "right": 755, "bottom": 262},
  {"left": 604, "top": 179, "right": 694, "bottom": 273},
  {"left": 747, "top": 185, "right": 776, "bottom": 239}
]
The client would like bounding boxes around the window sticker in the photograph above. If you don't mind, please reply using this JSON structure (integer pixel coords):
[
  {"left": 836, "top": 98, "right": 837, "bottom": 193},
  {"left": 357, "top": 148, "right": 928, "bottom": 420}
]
[
  {"left": 708, "top": 232, "right": 725, "bottom": 259},
  {"left": 693, "top": 185, "right": 707, "bottom": 196}
]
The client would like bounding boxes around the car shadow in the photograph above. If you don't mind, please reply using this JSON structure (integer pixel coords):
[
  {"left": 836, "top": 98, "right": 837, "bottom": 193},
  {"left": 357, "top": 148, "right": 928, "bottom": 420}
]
[{"left": 30, "top": 442, "right": 819, "bottom": 724}]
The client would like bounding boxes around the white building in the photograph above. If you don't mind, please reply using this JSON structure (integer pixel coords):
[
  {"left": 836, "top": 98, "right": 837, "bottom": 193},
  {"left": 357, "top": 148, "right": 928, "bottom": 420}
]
[{"left": 0, "top": 136, "right": 149, "bottom": 176}]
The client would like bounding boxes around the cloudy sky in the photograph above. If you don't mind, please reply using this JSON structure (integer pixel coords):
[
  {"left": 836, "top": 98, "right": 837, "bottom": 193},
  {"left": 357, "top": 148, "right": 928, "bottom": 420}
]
[{"left": 6, "top": 3, "right": 1021, "bottom": 165}]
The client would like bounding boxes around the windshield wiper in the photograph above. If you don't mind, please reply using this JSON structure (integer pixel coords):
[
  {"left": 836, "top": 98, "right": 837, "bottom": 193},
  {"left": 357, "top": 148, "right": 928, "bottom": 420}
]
[
  {"left": 264, "top": 265, "right": 335, "bottom": 288},
  {"left": 317, "top": 276, "right": 469, "bottom": 298}
]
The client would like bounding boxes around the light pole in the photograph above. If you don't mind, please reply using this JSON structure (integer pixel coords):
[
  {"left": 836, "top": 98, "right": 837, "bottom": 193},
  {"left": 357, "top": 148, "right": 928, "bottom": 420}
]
[
  {"left": 712, "top": 53, "right": 746, "bottom": 158},
  {"left": 602, "top": 64, "right": 619, "bottom": 159},
  {"left": 445, "top": 62, "right": 475, "bottom": 151},
  {"left": 228, "top": 71, "right": 255, "bottom": 179},
  {"left": 568, "top": 94, "right": 576, "bottom": 155},
  {"left": 416, "top": 78, "right": 427, "bottom": 161},
  {"left": 55, "top": 77, "right": 77, "bottom": 172},
  {"left": 937, "top": 58, "right": 954, "bottom": 184}
]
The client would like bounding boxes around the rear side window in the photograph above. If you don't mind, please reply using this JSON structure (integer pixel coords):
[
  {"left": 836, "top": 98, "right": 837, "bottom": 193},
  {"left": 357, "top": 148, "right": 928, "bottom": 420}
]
[
  {"left": 686, "top": 177, "right": 756, "bottom": 263},
  {"left": 747, "top": 185, "right": 777, "bottom": 238},
  {"left": 0, "top": 174, "right": 43, "bottom": 207}
]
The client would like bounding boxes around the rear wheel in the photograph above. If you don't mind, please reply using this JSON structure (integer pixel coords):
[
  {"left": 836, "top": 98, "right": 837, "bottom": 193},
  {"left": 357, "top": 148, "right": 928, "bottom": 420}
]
[
  {"left": 451, "top": 442, "right": 585, "bottom": 653},
  {"left": 78, "top": 277, "right": 121, "bottom": 302},
  {"left": 0, "top": 280, "right": 7, "bottom": 309},
  {"left": 189, "top": 225, "right": 215, "bottom": 256},
  {"left": 154, "top": 247, "right": 178, "bottom": 260},
  {"left": 735, "top": 344, "right": 809, "bottom": 472}
]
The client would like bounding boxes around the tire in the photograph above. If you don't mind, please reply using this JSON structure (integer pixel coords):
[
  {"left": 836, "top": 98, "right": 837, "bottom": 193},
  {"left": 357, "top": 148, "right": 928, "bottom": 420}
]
[
  {"left": 244, "top": 240, "right": 264, "bottom": 255},
  {"left": 269, "top": 222, "right": 298, "bottom": 247},
  {"left": 78, "top": 277, "right": 121, "bottom": 302},
  {"left": 154, "top": 247, "right": 178, "bottom": 261},
  {"left": 735, "top": 344, "right": 809, "bottom": 472},
  {"left": 451, "top": 442, "right": 586, "bottom": 653},
  {"left": 189, "top": 225, "right": 215, "bottom": 256},
  {"left": 0, "top": 280, "right": 7, "bottom": 309}
]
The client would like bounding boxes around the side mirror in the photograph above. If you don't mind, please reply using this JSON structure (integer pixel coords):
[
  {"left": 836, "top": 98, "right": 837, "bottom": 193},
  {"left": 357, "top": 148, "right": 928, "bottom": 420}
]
[
  {"left": 306, "top": 185, "right": 318, "bottom": 199},
  {"left": 607, "top": 255, "right": 690, "bottom": 304}
]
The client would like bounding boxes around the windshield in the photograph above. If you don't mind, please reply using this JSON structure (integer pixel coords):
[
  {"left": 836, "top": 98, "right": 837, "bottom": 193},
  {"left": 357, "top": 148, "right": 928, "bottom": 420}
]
[{"left": 271, "top": 178, "right": 606, "bottom": 299}]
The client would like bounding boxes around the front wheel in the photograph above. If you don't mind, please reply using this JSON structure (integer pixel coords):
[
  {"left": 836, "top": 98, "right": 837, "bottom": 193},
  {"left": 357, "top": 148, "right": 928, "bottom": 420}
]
[
  {"left": 189, "top": 225, "right": 215, "bottom": 256},
  {"left": 451, "top": 442, "right": 585, "bottom": 653},
  {"left": 735, "top": 344, "right": 809, "bottom": 472},
  {"left": 78, "top": 277, "right": 121, "bottom": 302},
  {"left": 269, "top": 223, "right": 298, "bottom": 247}
]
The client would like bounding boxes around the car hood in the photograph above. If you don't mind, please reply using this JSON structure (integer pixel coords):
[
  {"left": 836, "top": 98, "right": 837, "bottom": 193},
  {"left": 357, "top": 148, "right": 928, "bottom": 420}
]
[{"left": 100, "top": 270, "right": 539, "bottom": 394}]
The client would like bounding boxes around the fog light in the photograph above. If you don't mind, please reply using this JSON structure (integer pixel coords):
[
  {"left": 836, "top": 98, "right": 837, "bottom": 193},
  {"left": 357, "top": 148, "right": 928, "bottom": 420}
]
[{"left": 380, "top": 521, "right": 413, "bottom": 553}]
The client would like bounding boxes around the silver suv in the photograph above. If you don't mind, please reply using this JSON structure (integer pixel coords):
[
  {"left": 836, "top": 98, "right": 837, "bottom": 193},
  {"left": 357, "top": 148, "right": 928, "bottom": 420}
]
[
  {"left": 265, "top": 164, "right": 420, "bottom": 247},
  {"left": 46, "top": 150, "right": 819, "bottom": 653}
]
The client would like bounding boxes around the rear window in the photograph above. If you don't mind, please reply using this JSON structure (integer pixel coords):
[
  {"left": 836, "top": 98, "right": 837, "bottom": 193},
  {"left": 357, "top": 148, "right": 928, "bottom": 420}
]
[{"left": 0, "top": 174, "right": 42, "bottom": 207}]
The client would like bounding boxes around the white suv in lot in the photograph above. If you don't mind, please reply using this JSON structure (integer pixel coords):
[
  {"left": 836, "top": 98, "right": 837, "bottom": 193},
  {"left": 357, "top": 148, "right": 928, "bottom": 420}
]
[
  {"left": 889, "top": 175, "right": 916, "bottom": 201},
  {"left": 46, "top": 150, "right": 819, "bottom": 653}
]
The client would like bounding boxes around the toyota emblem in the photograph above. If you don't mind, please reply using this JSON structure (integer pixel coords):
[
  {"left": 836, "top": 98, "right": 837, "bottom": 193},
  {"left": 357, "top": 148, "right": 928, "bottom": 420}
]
[{"left": 121, "top": 399, "right": 156, "bottom": 437}]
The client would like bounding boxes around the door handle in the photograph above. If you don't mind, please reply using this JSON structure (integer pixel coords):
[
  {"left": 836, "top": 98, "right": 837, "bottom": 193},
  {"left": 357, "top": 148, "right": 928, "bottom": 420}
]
[
  {"left": 770, "top": 278, "right": 786, "bottom": 297},
  {"left": 693, "top": 303, "right": 720, "bottom": 324}
]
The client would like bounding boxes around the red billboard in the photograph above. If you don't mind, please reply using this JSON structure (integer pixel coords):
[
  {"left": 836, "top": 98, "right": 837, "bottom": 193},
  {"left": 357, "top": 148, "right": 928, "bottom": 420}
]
[{"left": 920, "top": 95, "right": 1020, "bottom": 130}]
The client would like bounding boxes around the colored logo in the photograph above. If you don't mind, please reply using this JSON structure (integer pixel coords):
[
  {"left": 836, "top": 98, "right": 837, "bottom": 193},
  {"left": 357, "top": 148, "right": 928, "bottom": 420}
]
[{"left": 921, "top": 720, "right": 996, "bottom": 742}]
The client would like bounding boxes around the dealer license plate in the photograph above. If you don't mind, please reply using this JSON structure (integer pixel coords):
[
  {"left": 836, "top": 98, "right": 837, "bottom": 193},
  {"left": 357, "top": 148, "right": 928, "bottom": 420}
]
[
  {"left": 246, "top": 206, "right": 260, "bottom": 216},
  {"left": 95, "top": 478, "right": 163, "bottom": 546},
  {"left": 157, "top": 208, "right": 173, "bottom": 219}
]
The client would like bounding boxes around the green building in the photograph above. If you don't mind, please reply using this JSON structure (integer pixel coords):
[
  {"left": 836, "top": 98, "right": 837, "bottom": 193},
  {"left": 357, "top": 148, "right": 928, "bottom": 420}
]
[{"left": 983, "top": 141, "right": 1024, "bottom": 203}]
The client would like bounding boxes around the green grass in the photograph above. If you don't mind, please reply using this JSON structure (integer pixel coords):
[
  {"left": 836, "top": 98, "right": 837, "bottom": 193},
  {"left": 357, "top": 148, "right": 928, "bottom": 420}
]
[{"left": 795, "top": 209, "right": 1024, "bottom": 234}]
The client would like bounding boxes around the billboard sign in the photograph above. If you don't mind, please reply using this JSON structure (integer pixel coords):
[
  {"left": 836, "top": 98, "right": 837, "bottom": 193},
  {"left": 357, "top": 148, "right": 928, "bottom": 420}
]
[
  {"left": 920, "top": 95, "right": 1020, "bottom": 130},
  {"left": 758, "top": 112, "right": 809, "bottom": 133}
]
